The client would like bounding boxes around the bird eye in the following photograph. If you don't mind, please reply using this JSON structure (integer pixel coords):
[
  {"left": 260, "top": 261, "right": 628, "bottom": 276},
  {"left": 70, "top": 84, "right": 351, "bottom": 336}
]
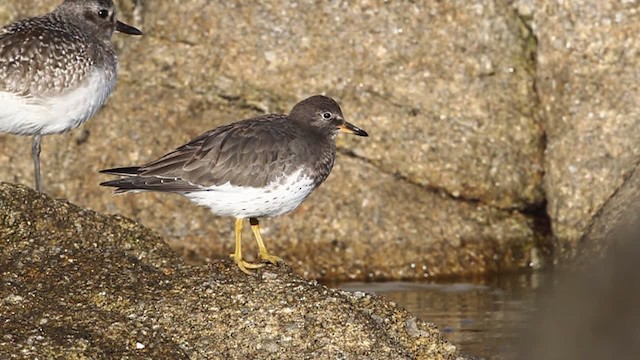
[
  {"left": 98, "top": 9, "right": 109, "bottom": 18},
  {"left": 322, "top": 112, "right": 332, "bottom": 119}
]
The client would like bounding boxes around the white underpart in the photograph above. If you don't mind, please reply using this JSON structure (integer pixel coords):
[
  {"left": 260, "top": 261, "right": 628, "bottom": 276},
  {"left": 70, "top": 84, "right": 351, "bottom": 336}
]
[
  {"left": 186, "top": 169, "right": 317, "bottom": 218},
  {"left": 0, "top": 69, "right": 115, "bottom": 135}
]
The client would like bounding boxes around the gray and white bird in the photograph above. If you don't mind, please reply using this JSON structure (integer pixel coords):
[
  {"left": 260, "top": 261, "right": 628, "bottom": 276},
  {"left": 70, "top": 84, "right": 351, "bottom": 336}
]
[
  {"left": 100, "top": 95, "right": 368, "bottom": 274},
  {"left": 0, "top": 0, "right": 142, "bottom": 192}
]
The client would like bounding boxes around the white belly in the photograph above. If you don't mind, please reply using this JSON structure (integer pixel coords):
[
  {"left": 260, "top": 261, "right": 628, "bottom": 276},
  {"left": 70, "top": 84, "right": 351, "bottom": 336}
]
[
  {"left": 186, "top": 169, "right": 317, "bottom": 218},
  {"left": 0, "top": 69, "right": 115, "bottom": 136}
]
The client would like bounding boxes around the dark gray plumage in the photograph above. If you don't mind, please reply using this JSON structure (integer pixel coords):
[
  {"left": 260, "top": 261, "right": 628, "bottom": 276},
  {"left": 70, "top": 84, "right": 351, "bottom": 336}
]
[{"left": 101, "top": 95, "right": 368, "bottom": 192}]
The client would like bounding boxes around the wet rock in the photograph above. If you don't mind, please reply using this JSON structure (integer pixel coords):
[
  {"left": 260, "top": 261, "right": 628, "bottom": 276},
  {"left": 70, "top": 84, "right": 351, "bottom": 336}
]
[
  {"left": 0, "top": 183, "right": 460, "bottom": 359},
  {"left": 0, "top": 1, "right": 545, "bottom": 280}
]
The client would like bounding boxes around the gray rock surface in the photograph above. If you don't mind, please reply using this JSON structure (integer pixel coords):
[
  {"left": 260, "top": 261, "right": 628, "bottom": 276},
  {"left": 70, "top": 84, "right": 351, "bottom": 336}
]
[
  {"left": 527, "top": 0, "right": 640, "bottom": 260},
  {"left": 578, "top": 161, "right": 640, "bottom": 263},
  {"left": 0, "top": 0, "right": 547, "bottom": 280},
  {"left": 0, "top": 183, "right": 460, "bottom": 359}
]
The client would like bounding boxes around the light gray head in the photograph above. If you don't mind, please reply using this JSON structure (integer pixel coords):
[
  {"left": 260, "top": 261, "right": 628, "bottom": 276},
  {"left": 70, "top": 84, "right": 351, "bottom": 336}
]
[
  {"left": 289, "top": 95, "right": 369, "bottom": 137},
  {"left": 54, "top": 0, "right": 142, "bottom": 41}
]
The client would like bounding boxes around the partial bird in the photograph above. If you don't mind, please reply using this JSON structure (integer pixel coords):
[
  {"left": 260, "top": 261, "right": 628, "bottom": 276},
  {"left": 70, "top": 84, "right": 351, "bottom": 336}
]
[{"left": 0, "top": 0, "right": 142, "bottom": 192}]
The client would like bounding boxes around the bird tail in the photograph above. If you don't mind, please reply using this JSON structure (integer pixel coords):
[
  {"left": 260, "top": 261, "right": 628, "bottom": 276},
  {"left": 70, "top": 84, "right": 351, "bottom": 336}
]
[
  {"left": 99, "top": 166, "right": 142, "bottom": 176},
  {"left": 99, "top": 166, "right": 144, "bottom": 194},
  {"left": 100, "top": 166, "right": 199, "bottom": 194}
]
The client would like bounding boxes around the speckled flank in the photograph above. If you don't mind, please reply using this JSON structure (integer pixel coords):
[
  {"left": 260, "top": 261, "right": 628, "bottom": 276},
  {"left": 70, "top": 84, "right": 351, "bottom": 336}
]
[{"left": 186, "top": 169, "right": 317, "bottom": 218}]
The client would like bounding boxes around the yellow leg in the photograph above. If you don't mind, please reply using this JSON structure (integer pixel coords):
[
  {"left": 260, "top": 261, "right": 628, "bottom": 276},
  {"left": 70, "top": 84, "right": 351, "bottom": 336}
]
[
  {"left": 230, "top": 218, "right": 264, "bottom": 274},
  {"left": 250, "top": 218, "right": 284, "bottom": 265}
]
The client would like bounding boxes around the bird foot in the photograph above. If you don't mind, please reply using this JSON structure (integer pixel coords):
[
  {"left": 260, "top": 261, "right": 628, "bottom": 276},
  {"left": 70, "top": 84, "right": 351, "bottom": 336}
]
[
  {"left": 229, "top": 254, "right": 264, "bottom": 275},
  {"left": 259, "top": 252, "right": 284, "bottom": 265}
]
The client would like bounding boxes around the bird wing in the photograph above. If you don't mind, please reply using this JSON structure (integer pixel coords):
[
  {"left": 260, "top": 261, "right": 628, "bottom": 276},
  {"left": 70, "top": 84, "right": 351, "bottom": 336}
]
[
  {"left": 101, "top": 115, "right": 310, "bottom": 193},
  {"left": 0, "top": 16, "right": 92, "bottom": 97}
]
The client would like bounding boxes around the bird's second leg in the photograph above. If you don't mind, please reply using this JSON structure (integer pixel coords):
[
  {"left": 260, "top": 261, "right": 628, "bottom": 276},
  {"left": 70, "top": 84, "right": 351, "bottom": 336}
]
[
  {"left": 32, "top": 134, "right": 42, "bottom": 192},
  {"left": 250, "top": 218, "right": 284, "bottom": 265},
  {"left": 230, "top": 218, "right": 264, "bottom": 274}
]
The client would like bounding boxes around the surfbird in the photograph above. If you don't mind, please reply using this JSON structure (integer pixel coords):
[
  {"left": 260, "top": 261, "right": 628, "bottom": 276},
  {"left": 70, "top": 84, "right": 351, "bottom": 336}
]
[
  {"left": 100, "top": 95, "right": 368, "bottom": 274},
  {"left": 0, "top": 0, "right": 142, "bottom": 192}
]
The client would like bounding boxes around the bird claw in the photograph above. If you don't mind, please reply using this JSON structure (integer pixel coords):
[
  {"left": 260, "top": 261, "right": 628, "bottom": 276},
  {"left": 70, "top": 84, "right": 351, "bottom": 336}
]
[
  {"left": 259, "top": 252, "right": 284, "bottom": 265},
  {"left": 229, "top": 254, "right": 264, "bottom": 274}
]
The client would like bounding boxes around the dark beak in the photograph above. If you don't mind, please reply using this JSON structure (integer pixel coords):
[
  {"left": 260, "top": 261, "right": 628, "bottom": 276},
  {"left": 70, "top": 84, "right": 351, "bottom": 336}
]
[
  {"left": 116, "top": 21, "right": 143, "bottom": 36},
  {"left": 338, "top": 121, "right": 369, "bottom": 137}
]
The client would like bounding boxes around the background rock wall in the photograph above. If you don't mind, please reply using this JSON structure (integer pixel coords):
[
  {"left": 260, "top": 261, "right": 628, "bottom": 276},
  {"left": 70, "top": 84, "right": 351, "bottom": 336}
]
[
  {"left": 529, "top": 0, "right": 640, "bottom": 261},
  {"left": 1, "top": 0, "right": 637, "bottom": 279}
]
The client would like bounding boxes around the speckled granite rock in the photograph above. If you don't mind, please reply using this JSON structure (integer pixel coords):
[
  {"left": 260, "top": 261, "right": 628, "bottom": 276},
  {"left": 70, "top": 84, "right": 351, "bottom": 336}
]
[
  {"left": 525, "top": 0, "right": 640, "bottom": 260},
  {"left": 126, "top": 0, "right": 545, "bottom": 209},
  {"left": 0, "top": 183, "right": 460, "bottom": 359},
  {"left": 0, "top": 1, "right": 547, "bottom": 280}
]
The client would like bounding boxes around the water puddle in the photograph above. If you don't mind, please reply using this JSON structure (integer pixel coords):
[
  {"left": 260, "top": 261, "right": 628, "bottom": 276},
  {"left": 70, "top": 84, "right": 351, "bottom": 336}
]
[{"left": 337, "top": 272, "right": 551, "bottom": 359}]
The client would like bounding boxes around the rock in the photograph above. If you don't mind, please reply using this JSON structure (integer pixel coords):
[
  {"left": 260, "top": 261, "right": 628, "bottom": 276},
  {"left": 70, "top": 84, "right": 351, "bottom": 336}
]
[
  {"left": 530, "top": 0, "right": 640, "bottom": 260},
  {"left": 0, "top": 183, "right": 460, "bottom": 359},
  {"left": 516, "top": 218, "right": 640, "bottom": 360},
  {"left": 0, "top": 1, "right": 547, "bottom": 280},
  {"left": 577, "top": 162, "right": 640, "bottom": 262}
]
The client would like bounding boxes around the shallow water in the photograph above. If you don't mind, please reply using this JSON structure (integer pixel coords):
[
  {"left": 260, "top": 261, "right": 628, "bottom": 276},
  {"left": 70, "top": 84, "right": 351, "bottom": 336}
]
[{"left": 338, "top": 272, "right": 550, "bottom": 359}]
